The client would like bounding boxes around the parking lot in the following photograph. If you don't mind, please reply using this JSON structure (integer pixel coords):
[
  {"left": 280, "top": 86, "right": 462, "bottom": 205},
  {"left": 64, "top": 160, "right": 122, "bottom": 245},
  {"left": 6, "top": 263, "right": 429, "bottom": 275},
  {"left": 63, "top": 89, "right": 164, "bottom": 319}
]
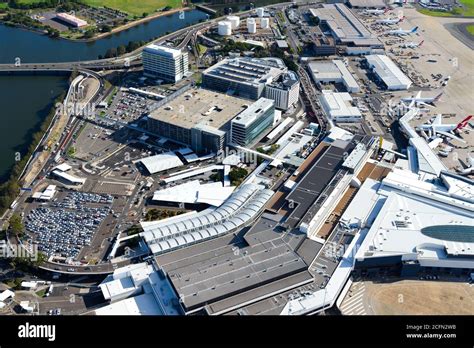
[{"left": 25, "top": 192, "right": 114, "bottom": 260}]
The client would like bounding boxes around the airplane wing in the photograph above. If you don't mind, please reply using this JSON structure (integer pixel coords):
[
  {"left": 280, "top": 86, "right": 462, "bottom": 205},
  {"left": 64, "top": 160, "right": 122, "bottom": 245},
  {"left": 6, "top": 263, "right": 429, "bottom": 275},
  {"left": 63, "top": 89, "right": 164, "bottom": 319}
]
[
  {"left": 415, "top": 91, "right": 422, "bottom": 99},
  {"left": 417, "top": 101, "right": 433, "bottom": 108},
  {"left": 432, "top": 114, "right": 442, "bottom": 125},
  {"left": 435, "top": 130, "right": 466, "bottom": 143}
]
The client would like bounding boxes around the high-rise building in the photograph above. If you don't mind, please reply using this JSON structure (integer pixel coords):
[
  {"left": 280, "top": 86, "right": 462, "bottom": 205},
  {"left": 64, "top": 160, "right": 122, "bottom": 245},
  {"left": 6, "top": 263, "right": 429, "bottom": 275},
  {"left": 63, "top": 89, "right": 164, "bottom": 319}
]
[
  {"left": 264, "top": 71, "right": 300, "bottom": 110},
  {"left": 231, "top": 98, "right": 276, "bottom": 146},
  {"left": 142, "top": 44, "right": 188, "bottom": 83}
]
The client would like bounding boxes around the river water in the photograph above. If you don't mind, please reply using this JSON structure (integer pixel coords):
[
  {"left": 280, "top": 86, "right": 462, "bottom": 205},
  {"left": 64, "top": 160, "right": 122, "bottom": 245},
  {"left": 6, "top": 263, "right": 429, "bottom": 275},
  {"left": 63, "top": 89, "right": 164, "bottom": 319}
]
[
  {"left": 0, "top": 10, "right": 208, "bottom": 180},
  {"left": 0, "top": 9, "right": 208, "bottom": 63},
  {"left": 0, "top": 75, "right": 69, "bottom": 181}
]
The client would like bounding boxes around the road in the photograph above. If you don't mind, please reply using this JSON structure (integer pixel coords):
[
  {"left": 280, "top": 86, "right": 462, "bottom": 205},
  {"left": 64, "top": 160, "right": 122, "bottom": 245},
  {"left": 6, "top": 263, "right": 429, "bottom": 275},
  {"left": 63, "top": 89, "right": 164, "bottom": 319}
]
[{"left": 1, "top": 2, "right": 298, "bottom": 276}]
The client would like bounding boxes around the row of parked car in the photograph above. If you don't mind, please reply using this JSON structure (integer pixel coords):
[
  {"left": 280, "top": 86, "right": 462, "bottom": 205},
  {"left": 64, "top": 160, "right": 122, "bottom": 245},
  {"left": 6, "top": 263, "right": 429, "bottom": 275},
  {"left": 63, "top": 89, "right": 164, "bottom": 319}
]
[{"left": 25, "top": 193, "right": 111, "bottom": 258}]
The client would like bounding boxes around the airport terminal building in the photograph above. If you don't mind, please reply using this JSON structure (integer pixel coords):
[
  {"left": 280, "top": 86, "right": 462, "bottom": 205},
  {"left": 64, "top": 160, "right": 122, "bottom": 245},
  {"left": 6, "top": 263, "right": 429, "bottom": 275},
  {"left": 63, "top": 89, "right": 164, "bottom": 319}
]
[
  {"left": 309, "top": 4, "right": 383, "bottom": 54},
  {"left": 352, "top": 169, "right": 474, "bottom": 276}
]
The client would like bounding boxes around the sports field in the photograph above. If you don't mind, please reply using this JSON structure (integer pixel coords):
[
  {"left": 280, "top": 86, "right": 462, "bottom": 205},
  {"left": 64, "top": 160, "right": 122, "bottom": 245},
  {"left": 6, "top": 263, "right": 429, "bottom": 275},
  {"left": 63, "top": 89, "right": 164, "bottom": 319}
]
[
  {"left": 418, "top": 0, "right": 474, "bottom": 17},
  {"left": 82, "top": 0, "right": 183, "bottom": 16}
]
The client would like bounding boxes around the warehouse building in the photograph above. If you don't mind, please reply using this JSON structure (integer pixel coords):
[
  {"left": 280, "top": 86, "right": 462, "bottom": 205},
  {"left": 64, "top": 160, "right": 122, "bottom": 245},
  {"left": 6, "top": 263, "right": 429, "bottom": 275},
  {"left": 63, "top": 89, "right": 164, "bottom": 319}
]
[
  {"left": 230, "top": 98, "right": 277, "bottom": 146},
  {"left": 202, "top": 57, "right": 288, "bottom": 100},
  {"left": 142, "top": 44, "right": 189, "bottom": 83},
  {"left": 55, "top": 12, "right": 88, "bottom": 27},
  {"left": 147, "top": 88, "right": 250, "bottom": 154},
  {"left": 308, "top": 60, "right": 360, "bottom": 92},
  {"left": 365, "top": 54, "right": 412, "bottom": 90},
  {"left": 319, "top": 90, "right": 362, "bottom": 123},
  {"left": 347, "top": 0, "right": 386, "bottom": 8}
]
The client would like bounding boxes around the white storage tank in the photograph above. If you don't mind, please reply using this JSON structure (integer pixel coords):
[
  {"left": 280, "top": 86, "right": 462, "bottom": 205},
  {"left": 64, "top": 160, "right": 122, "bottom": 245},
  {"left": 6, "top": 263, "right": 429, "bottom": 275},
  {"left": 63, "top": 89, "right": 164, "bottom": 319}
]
[
  {"left": 226, "top": 15, "right": 240, "bottom": 29},
  {"left": 247, "top": 18, "right": 257, "bottom": 34},
  {"left": 218, "top": 21, "right": 232, "bottom": 36},
  {"left": 260, "top": 17, "right": 269, "bottom": 29},
  {"left": 256, "top": 7, "right": 265, "bottom": 17}
]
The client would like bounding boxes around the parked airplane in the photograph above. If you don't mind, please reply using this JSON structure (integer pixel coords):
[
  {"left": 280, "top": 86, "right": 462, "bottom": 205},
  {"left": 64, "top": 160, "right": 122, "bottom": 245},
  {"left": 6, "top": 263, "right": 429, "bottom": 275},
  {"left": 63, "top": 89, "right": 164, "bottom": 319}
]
[
  {"left": 400, "top": 40, "right": 424, "bottom": 49},
  {"left": 363, "top": 8, "right": 389, "bottom": 15},
  {"left": 376, "top": 15, "right": 404, "bottom": 25},
  {"left": 386, "top": 26, "right": 419, "bottom": 36},
  {"left": 456, "top": 155, "right": 474, "bottom": 176},
  {"left": 416, "top": 114, "right": 472, "bottom": 143},
  {"left": 401, "top": 91, "right": 443, "bottom": 107}
]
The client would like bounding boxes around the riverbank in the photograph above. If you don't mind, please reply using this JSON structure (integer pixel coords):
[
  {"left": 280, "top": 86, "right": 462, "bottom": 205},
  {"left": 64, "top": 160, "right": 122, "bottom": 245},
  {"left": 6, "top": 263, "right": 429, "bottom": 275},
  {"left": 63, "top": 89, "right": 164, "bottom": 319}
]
[
  {"left": 63, "top": 7, "right": 191, "bottom": 43},
  {"left": 0, "top": 7, "right": 192, "bottom": 43},
  {"left": 0, "top": 10, "right": 208, "bottom": 63}
]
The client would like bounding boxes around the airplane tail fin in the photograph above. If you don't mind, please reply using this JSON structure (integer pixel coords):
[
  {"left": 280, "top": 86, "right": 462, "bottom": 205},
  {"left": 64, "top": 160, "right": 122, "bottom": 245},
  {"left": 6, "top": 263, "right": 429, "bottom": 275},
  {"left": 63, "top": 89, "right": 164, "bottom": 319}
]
[
  {"left": 433, "top": 91, "right": 443, "bottom": 102},
  {"left": 411, "top": 26, "right": 419, "bottom": 33},
  {"left": 455, "top": 115, "right": 473, "bottom": 130}
]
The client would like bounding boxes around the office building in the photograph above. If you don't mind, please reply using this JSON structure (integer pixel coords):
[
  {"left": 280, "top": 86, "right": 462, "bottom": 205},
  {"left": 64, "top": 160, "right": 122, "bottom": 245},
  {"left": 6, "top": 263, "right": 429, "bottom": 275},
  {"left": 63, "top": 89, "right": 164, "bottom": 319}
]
[
  {"left": 230, "top": 98, "right": 276, "bottom": 146},
  {"left": 142, "top": 44, "right": 188, "bottom": 83},
  {"left": 312, "top": 35, "right": 337, "bottom": 56},
  {"left": 264, "top": 71, "right": 300, "bottom": 110}
]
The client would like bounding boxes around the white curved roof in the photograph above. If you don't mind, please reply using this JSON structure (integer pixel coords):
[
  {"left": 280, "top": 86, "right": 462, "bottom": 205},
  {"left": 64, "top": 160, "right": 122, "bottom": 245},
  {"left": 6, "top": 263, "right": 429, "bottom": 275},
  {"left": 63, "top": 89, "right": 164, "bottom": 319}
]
[{"left": 141, "top": 184, "right": 273, "bottom": 254}]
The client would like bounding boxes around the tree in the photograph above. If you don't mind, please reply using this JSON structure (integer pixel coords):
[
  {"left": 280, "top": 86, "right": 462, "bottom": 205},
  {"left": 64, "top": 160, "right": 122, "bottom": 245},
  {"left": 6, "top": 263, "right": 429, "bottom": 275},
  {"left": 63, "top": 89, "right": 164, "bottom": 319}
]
[
  {"left": 32, "top": 251, "right": 47, "bottom": 267},
  {"left": 104, "top": 47, "right": 118, "bottom": 58},
  {"left": 229, "top": 167, "right": 248, "bottom": 186},
  {"left": 8, "top": 214, "right": 23, "bottom": 237},
  {"left": 117, "top": 45, "right": 126, "bottom": 56},
  {"left": 142, "top": 12, "right": 148, "bottom": 18},
  {"left": 100, "top": 24, "right": 112, "bottom": 32},
  {"left": 83, "top": 28, "right": 96, "bottom": 39}
]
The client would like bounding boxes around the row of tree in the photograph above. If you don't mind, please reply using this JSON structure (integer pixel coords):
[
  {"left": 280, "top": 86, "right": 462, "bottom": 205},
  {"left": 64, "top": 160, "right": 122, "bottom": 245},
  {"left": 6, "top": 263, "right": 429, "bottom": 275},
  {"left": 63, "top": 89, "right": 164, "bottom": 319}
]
[{"left": 99, "top": 39, "right": 148, "bottom": 59}]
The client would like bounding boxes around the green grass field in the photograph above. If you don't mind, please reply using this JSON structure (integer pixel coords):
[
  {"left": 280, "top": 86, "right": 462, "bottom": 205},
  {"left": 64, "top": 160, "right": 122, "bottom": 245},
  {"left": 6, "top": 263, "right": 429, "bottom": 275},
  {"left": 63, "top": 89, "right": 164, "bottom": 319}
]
[
  {"left": 418, "top": 0, "right": 474, "bottom": 17},
  {"left": 82, "top": 0, "right": 183, "bottom": 16},
  {"left": 466, "top": 24, "right": 474, "bottom": 35}
]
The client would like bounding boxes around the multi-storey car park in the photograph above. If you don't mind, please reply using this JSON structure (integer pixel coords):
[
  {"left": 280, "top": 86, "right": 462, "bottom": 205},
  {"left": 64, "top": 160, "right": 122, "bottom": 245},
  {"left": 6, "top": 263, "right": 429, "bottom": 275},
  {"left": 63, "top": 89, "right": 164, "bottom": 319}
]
[{"left": 201, "top": 57, "right": 299, "bottom": 109}]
